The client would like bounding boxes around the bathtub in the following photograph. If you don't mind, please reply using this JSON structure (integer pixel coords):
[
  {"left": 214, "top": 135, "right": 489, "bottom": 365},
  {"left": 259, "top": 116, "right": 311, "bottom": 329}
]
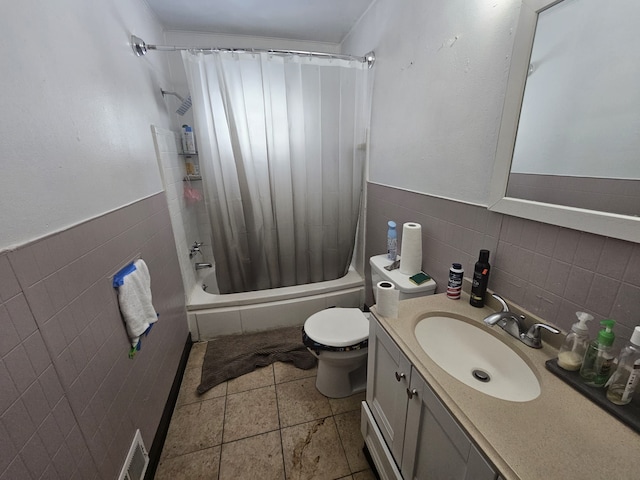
[{"left": 186, "top": 267, "right": 365, "bottom": 340}]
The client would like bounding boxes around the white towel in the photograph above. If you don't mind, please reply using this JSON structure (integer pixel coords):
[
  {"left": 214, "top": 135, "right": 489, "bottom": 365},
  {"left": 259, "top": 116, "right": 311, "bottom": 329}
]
[{"left": 117, "top": 259, "right": 158, "bottom": 348}]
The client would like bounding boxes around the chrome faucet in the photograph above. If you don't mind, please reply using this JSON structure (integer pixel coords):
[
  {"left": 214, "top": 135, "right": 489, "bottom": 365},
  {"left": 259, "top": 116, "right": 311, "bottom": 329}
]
[
  {"left": 195, "top": 262, "right": 212, "bottom": 270},
  {"left": 483, "top": 293, "right": 560, "bottom": 348},
  {"left": 189, "top": 242, "right": 204, "bottom": 259}
]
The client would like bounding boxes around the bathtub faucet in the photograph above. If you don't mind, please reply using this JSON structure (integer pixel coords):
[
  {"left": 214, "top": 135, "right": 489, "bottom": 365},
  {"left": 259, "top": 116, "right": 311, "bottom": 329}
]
[
  {"left": 195, "top": 262, "right": 212, "bottom": 270},
  {"left": 189, "top": 242, "right": 204, "bottom": 259}
]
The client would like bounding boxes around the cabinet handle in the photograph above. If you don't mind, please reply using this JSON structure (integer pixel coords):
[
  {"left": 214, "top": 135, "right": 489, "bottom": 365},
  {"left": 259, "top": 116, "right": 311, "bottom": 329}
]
[
  {"left": 395, "top": 371, "right": 406, "bottom": 382},
  {"left": 406, "top": 388, "right": 418, "bottom": 399}
]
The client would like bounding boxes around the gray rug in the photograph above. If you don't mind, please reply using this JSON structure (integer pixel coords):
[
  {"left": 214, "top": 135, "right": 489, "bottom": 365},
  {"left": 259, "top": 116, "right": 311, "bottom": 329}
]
[{"left": 197, "top": 325, "right": 316, "bottom": 395}]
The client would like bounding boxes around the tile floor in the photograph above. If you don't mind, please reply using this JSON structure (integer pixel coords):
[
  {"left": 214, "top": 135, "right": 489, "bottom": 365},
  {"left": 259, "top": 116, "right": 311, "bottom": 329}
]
[{"left": 154, "top": 342, "right": 376, "bottom": 480}]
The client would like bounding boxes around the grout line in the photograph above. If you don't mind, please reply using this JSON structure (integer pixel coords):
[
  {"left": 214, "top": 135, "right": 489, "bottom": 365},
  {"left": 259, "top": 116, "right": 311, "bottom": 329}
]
[{"left": 161, "top": 354, "right": 367, "bottom": 479}]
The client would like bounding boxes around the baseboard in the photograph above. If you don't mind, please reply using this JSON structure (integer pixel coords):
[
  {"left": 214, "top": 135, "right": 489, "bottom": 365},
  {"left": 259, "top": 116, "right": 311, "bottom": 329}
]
[
  {"left": 144, "top": 333, "right": 192, "bottom": 480},
  {"left": 362, "top": 444, "right": 381, "bottom": 480}
]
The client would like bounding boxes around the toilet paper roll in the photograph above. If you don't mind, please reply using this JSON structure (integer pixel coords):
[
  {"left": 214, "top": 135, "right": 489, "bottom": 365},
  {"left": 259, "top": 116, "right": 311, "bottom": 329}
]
[
  {"left": 376, "top": 281, "right": 399, "bottom": 318},
  {"left": 399, "top": 222, "right": 422, "bottom": 275}
]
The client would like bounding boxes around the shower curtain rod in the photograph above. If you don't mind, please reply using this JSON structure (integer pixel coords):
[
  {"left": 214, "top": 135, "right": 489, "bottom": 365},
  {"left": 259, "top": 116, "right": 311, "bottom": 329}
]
[{"left": 130, "top": 35, "right": 375, "bottom": 68}]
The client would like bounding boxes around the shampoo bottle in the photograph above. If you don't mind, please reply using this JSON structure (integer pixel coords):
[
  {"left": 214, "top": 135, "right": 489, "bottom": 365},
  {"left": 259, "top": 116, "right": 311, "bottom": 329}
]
[
  {"left": 387, "top": 221, "right": 397, "bottom": 261},
  {"left": 469, "top": 250, "right": 490, "bottom": 307},
  {"left": 182, "top": 124, "right": 196, "bottom": 153},
  {"left": 557, "top": 312, "right": 593, "bottom": 371},
  {"left": 580, "top": 319, "right": 615, "bottom": 387},
  {"left": 606, "top": 326, "right": 640, "bottom": 405}
]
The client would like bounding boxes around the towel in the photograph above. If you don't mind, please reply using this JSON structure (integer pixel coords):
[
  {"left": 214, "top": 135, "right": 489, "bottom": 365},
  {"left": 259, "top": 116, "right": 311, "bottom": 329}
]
[{"left": 116, "top": 259, "right": 158, "bottom": 349}]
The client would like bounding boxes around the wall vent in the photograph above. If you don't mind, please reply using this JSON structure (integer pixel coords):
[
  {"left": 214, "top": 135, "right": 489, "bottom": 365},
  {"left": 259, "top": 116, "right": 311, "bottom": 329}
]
[{"left": 118, "top": 429, "right": 149, "bottom": 480}]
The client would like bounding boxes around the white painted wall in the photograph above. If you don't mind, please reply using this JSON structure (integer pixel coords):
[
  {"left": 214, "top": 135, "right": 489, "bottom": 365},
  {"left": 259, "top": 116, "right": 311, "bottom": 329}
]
[
  {"left": 0, "top": 0, "right": 175, "bottom": 251},
  {"left": 342, "top": 0, "right": 522, "bottom": 205}
]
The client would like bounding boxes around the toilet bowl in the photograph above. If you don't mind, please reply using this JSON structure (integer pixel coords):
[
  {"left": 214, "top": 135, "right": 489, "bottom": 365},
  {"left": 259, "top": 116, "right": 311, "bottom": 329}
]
[{"left": 302, "top": 307, "right": 369, "bottom": 398}]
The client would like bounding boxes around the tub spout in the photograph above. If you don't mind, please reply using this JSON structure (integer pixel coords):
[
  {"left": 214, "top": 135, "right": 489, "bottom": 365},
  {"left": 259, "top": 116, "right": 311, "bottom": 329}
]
[{"left": 195, "top": 262, "right": 212, "bottom": 270}]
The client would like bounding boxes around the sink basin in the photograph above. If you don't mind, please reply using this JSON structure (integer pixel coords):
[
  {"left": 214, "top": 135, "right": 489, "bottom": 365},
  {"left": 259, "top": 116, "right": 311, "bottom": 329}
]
[{"left": 415, "top": 316, "right": 540, "bottom": 402}]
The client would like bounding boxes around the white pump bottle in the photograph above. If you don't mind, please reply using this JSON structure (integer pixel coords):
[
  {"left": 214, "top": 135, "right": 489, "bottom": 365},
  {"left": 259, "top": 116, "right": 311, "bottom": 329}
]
[{"left": 557, "top": 312, "right": 593, "bottom": 371}]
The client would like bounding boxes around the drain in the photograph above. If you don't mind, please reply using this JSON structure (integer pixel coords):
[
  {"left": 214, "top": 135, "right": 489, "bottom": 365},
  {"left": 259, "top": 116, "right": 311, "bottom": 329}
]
[{"left": 472, "top": 369, "right": 491, "bottom": 383}]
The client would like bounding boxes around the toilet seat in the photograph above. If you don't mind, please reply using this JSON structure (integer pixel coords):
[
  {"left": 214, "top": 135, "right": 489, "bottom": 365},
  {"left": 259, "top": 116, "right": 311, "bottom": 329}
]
[{"left": 303, "top": 308, "right": 369, "bottom": 351}]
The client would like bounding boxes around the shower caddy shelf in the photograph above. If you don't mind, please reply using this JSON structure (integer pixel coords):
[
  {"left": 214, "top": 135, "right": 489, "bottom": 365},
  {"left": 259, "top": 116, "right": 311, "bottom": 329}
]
[{"left": 180, "top": 150, "right": 200, "bottom": 179}]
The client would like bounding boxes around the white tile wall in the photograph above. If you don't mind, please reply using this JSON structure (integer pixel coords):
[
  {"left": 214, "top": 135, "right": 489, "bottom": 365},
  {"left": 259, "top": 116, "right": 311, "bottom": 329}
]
[
  {"left": 151, "top": 126, "right": 212, "bottom": 303},
  {"left": 239, "top": 297, "right": 327, "bottom": 333},
  {"left": 192, "top": 287, "right": 364, "bottom": 340},
  {"left": 196, "top": 309, "right": 243, "bottom": 339}
]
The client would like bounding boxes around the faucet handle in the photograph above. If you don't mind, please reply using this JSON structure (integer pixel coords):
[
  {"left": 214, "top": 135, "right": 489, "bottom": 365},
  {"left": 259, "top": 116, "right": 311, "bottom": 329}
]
[
  {"left": 522, "top": 323, "right": 561, "bottom": 348},
  {"left": 189, "top": 242, "right": 205, "bottom": 259}
]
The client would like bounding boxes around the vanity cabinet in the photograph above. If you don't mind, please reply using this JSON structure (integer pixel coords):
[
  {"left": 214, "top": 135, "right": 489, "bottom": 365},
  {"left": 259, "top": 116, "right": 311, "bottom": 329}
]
[
  {"left": 366, "top": 315, "right": 413, "bottom": 462},
  {"left": 363, "top": 317, "right": 498, "bottom": 480}
]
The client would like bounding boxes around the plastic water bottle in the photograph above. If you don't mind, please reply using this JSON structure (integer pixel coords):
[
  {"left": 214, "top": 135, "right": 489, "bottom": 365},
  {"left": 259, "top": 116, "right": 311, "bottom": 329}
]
[
  {"left": 606, "top": 326, "right": 640, "bottom": 405},
  {"left": 387, "top": 221, "right": 397, "bottom": 261}
]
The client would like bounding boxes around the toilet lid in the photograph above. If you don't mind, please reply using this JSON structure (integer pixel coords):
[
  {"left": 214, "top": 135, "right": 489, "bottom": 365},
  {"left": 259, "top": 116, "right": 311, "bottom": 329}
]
[{"left": 304, "top": 308, "right": 369, "bottom": 347}]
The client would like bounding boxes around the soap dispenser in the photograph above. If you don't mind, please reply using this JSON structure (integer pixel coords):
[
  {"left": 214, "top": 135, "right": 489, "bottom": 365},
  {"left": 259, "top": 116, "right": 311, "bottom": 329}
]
[
  {"left": 606, "top": 326, "right": 640, "bottom": 405},
  {"left": 580, "top": 319, "right": 615, "bottom": 387},
  {"left": 557, "top": 312, "right": 593, "bottom": 371}
]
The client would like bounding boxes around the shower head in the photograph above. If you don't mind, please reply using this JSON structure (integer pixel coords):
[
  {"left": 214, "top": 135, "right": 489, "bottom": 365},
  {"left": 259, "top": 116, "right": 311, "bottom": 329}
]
[
  {"left": 161, "top": 89, "right": 192, "bottom": 116},
  {"left": 176, "top": 96, "right": 192, "bottom": 115}
]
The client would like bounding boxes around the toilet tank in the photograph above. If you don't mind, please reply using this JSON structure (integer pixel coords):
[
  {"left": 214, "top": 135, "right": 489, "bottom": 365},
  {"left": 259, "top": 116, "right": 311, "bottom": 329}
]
[{"left": 370, "top": 254, "right": 437, "bottom": 301}]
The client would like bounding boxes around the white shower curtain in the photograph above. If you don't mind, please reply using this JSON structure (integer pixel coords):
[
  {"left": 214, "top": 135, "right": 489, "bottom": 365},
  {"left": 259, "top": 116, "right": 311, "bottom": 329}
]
[{"left": 182, "top": 50, "right": 371, "bottom": 294}]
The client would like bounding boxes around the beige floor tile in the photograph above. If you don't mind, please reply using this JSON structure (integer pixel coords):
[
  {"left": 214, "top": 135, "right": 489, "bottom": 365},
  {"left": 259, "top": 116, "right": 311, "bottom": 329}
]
[
  {"left": 276, "top": 377, "right": 332, "bottom": 428},
  {"left": 352, "top": 469, "right": 376, "bottom": 480},
  {"left": 273, "top": 361, "right": 317, "bottom": 384},
  {"left": 223, "top": 385, "right": 280, "bottom": 443},
  {"left": 177, "top": 366, "right": 227, "bottom": 406},
  {"left": 227, "top": 364, "right": 275, "bottom": 394},
  {"left": 335, "top": 410, "right": 369, "bottom": 473},
  {"left": 161, "top": 397, "right": 226, "bottom": 459},
  {"left": 186, "top": 341, "right": 208, "bottom": 370},
  {"left": 154, "top": 445, "right": 220, "bottom": 480},
  {"left": 329, "top": 391, "right": 366, "bottom": 416},
  {"left": 281, "top": 417, "right": 351, "bottom": 480},
  {"left": 219, "top": 430, "right": 285, "bottom": 480}
]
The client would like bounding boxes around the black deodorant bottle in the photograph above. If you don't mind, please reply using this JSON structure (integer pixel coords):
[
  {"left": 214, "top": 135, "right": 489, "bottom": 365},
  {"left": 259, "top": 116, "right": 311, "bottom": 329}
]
[{"left": 470, "top": 250, "right": 491, "bottom": 307}]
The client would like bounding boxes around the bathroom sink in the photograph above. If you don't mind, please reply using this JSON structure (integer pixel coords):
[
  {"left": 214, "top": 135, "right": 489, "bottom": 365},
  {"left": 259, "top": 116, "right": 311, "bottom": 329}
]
[{"left": 415, "top": 316, "right": 540, "bottom": 402}]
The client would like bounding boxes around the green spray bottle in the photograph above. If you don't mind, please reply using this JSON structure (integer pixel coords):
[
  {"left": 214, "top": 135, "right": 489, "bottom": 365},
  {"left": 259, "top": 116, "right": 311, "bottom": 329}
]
[{"left": 580, "top": 319, "right": 615, "bottom": 387}]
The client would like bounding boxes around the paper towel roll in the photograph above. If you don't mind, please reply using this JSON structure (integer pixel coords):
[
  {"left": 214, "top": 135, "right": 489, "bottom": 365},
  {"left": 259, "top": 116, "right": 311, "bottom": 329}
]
[
  {"left": 376, "top": 281, "right": 399, "bottom": 318},
  {"left": 399, "top": 222, "right": 422, "bottom": 275}
]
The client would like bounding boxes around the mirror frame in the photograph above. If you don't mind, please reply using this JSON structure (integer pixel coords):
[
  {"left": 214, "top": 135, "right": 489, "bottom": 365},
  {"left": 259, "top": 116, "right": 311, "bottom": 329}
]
[{"left": 488, "top": 0, "right": 640, "bottom": 243}]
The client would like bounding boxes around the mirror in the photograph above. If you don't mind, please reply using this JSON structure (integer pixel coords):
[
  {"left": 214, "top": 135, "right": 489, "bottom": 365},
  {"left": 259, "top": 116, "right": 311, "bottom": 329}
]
[{"left": 489, "top": 0, "right": 640, "bottom": 243}]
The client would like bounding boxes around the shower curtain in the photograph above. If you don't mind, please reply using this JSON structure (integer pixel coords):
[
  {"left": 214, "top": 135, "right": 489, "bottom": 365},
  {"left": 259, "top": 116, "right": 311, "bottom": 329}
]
[{"left": 182, "top": 50, "right": 371, "bottom": 294}]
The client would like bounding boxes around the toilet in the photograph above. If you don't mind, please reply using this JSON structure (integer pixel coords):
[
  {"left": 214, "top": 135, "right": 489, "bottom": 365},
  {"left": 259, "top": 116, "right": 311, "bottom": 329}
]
[
  {"left": 369, "top": 254, "right": 437, "bottom": 302},
  {"left": 301, "top": 254, "right": 437, "bottom": 398},
  {"left": 303, "top": 307, "right": 370, "bottom": 398}
]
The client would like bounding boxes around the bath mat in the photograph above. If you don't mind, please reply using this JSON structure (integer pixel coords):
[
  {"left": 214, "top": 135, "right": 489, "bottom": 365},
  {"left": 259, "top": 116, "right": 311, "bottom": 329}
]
[{"left": 197, "top": 326, "right": 316, "bottom": 395}]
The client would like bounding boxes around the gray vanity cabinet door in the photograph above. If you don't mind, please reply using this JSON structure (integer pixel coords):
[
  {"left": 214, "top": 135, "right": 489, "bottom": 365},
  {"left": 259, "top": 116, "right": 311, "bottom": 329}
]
[
  {"left": 401, "top": 370, "right": 496, "bottom": 480},
  {"left": 366, "top": 318, "right": 412, "bottom": 465}
]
